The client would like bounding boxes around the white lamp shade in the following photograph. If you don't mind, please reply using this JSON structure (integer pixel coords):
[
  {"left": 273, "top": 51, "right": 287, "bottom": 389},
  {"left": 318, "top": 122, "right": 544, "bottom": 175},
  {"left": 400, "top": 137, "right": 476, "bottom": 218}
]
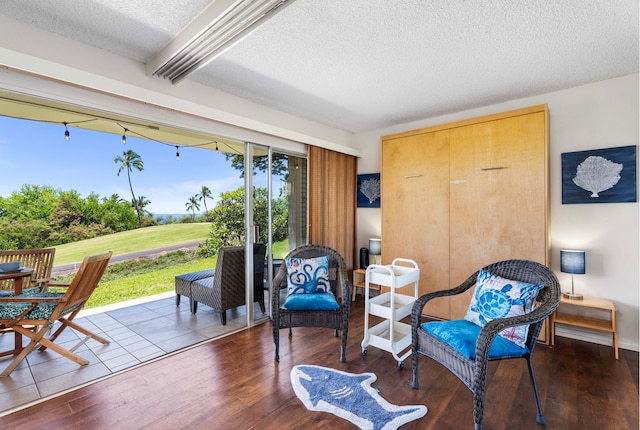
[{"left": 368, "top": 239, "right": 381, "bottom": 256}]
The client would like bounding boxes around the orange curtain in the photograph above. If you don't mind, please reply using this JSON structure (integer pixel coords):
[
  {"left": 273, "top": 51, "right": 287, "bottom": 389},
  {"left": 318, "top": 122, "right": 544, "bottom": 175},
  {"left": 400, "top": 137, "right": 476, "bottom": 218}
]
[{"left": 308, "top": 146, "right": 356, "bottom": 270}]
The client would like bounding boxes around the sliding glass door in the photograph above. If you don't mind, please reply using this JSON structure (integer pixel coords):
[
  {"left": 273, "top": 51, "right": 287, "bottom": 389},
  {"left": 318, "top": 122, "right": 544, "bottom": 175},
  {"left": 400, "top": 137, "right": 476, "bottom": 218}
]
[{"left": 243, "top": 145, "right": 307, "bottom": 323}]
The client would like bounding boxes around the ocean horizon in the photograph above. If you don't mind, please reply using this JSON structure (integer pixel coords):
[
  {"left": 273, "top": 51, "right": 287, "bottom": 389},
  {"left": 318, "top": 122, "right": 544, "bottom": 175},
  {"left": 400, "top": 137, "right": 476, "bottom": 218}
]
[
  {"left": 154, "top": 213, "right": 189, "bottom": 218},
  {"left": 153, "top": 213, "right": 192, "bottom": 224}
]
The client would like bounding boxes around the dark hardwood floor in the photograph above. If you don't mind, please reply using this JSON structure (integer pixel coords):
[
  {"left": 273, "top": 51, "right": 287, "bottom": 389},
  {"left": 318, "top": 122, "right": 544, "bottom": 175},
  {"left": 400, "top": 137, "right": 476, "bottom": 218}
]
[{"left": 1, "top": 299, "right": 637, "bottom": 429}]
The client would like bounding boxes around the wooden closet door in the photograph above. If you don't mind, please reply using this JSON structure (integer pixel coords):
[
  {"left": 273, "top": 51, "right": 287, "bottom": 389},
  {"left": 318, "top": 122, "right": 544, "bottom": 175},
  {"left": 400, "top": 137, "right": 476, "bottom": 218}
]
[
  {"left": 448, "top": 111, "right": 548, "bottom": 319},
  {"left": 382, "top": 130, "right": 451, "bottom": 319}
]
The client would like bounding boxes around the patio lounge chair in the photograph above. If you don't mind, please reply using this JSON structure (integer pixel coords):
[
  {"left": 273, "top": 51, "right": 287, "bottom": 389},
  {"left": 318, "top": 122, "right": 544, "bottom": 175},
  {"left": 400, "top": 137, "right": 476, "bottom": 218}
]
[
  {"left": 181, "top": 244, "right": 266, "bottom": 325},
  {"left": 0, "top": 252, "right": 112, "bottom": 377}
]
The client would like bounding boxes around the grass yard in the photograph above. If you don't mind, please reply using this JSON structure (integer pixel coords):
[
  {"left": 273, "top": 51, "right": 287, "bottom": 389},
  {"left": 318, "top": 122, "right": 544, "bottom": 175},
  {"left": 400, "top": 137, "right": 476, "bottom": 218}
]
[
  {"left": 51, "top": 233, "right": 289, "bottom": 309},
  {"left": 88, "top": 253, "right": 217, "bottom": 308},
  {"left": 54, "top": 223, "right": 212, "bottom": 266}
]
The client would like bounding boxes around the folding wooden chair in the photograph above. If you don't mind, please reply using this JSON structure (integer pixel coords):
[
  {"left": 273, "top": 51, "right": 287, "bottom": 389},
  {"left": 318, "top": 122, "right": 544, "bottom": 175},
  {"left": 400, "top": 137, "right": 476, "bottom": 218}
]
[
  {"left": 0, "top": 248, "right": 56, "bottom": 294},
  {"left": 0, "top": 252, "right": 112, "bottom": 377}
]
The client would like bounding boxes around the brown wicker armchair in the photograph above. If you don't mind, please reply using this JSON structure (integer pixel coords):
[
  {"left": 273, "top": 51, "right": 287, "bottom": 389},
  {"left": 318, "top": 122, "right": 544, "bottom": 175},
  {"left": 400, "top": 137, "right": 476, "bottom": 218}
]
[
  {"left": 272, "top": 244, "right": 351, "bottom": 363},
  {"left": 190, "top": 244, "right": 266, "bottom": 325},
  {"left": 411, "top": 259, "right": 561, "bottom": 430}
]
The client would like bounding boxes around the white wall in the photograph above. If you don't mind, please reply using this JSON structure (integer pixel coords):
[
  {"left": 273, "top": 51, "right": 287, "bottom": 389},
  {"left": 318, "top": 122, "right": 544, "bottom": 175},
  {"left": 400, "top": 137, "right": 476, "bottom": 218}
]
[{"left": 353, "top": 74, "right": 639, "bottom": 351}]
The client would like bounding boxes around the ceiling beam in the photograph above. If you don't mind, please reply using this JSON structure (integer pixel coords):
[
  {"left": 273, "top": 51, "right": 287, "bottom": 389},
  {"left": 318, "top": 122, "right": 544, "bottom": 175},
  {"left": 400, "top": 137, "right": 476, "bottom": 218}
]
[{"left": 146, "top": 0, "right": 293, "bottom": 84}]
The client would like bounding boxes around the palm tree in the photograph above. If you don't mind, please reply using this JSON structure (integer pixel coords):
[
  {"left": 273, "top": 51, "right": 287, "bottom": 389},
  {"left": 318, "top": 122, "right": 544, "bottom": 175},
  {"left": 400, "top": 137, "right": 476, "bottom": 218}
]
[
  {"left": 185, "top": 196, "right": 200, "bottom": 220},
  {"left": 133, "top": 195, "right": 152, "bottom": 218},
  {"left": 103, "top": 193, "right": 128, "bottom": 204},
  {"left": 196, "top": 185, "right": 213, "bottom": 216},
  {"left": 114, "top": 150, "right": 144, "bottom": 226}
]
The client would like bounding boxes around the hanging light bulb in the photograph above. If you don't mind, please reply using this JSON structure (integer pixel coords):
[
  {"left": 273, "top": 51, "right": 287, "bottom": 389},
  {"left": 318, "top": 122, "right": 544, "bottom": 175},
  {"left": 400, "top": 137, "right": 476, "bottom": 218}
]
[
  {"left": 175, "top": 146, "right": 180, "bottom": 160},
  {"left": 63, "top": 122, "right": 70, "bottom": 141},
  {"left": 215, "top": 141, "right": 219, "bottom": 152},
  {"left": 122, "top": 128, "right": 128, "bottom": 144}
]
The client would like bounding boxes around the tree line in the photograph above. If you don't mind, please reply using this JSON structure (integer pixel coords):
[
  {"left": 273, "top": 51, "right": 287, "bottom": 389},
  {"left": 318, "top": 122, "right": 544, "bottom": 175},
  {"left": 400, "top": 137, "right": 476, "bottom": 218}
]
[
  {"left": 0, "top": 184, "right": 138, "bottom": 249},
  {"left": 0, "top": 149, "right": 291, "bottom": 253}
]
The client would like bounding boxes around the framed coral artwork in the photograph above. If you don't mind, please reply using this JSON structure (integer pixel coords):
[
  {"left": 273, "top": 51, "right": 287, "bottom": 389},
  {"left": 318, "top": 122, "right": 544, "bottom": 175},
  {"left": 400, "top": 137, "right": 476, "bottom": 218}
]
[
  {"left": 357, "top": 173, "right": 380, "bottom": 208},
  {"left": 561, "top": 145, "right": 637, "bottom": 204}
]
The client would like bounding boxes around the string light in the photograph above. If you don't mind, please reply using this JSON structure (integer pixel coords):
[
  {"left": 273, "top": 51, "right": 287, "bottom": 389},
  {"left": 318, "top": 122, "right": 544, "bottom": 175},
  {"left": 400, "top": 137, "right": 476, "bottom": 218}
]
[
  {"left": 14, "top": 110, "right": 242, "bottom": 160},
  {"left": 5, "top": 99, "right": 244, "bottom": 160}
]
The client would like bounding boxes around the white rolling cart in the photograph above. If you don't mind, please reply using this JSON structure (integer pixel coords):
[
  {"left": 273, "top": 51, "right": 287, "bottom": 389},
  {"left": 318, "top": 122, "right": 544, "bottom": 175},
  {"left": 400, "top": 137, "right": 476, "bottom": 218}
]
[{"left": 361, "top": 258, "right": 420, "bottom": 368}]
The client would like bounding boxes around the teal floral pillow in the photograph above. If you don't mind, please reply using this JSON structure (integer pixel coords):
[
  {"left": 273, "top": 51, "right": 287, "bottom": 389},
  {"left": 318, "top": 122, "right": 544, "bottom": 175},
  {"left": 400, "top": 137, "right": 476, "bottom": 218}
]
[
  {"left": 285, "top": 256, "right": 330, "bottom": 295},
  {"left": 464, "top": 269, "right": 543, "bottom": 347}
]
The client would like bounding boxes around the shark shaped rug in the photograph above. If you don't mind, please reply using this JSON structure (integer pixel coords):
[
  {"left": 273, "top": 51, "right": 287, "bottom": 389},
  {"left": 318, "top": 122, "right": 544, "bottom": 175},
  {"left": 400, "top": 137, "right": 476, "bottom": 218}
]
[{"left": 291, "top": 365, "right": 427, "bottom": 430}]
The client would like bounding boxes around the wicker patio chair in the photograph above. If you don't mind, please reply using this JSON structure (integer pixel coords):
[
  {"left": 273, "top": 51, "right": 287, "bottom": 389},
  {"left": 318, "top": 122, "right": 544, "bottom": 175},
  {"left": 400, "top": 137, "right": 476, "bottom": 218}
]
[
  {"left": 0, "top": 252, "right": 112, "bottom": 377},
  {"left": 190, "top": 244, "right": 266, "bottom": 325},
  {"left": 272, "top": 244, "right": 351, "bottom": 363},
  {"left": 411, "top": 259, "right": 561, "bottom": 430}
]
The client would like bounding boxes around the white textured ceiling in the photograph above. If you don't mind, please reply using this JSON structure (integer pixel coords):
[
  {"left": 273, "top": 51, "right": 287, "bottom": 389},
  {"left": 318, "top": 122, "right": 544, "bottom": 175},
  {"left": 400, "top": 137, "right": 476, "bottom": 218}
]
[{"left": 0, "top": 0, "right": 638, "bottom": 133}]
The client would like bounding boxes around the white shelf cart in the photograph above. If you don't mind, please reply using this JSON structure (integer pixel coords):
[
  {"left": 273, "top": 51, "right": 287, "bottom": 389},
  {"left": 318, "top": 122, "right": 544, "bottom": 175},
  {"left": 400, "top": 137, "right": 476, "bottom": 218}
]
[{"left": 361, "top": 258, "right": 420, "bottom": 368}]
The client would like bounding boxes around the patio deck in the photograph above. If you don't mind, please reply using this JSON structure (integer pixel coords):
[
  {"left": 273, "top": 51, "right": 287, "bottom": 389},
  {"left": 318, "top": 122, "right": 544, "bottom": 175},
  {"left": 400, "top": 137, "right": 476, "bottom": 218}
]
[{"left": 0, "top": 292, "right": 267, "bottom": 415}]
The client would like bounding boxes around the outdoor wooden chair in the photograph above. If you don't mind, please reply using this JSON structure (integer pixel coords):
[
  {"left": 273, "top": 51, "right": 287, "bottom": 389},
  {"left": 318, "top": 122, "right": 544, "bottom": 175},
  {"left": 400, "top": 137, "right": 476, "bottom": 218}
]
[
  {"left": 272, "top": 244, "right": 351, "bottom": 363},
  {"left": 0, "top": 248, "right": 56, "bottom": 295},
  {"left": 411, "top": 259, "right": 561, "bottom": 430},
  {"left": 0, "top": 252, "right": 112, "bottom": 377}
]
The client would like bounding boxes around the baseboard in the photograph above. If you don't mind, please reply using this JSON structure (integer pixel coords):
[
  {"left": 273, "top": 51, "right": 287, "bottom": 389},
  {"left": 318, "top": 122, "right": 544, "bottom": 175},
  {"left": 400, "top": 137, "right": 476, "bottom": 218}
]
[{"left": 554, "top": 326, "right": 639, "bottom": 352}]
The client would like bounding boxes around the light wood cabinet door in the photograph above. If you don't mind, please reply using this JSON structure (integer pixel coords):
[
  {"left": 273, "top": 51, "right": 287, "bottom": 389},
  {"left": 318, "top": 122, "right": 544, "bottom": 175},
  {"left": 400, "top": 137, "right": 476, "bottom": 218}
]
[
  {"left": 381, "top": 105, "right": 549, "bottom": 324},
  {"left": 448, "top": 111, "right": 548, "bottom": 319},
  {"left": 381, "top": 130, "right": 451, "bottom": 319}
]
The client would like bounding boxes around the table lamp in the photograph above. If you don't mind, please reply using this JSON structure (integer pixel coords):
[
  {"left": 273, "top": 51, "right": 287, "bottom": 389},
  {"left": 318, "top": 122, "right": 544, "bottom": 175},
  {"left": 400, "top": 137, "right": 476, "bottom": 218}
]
[
  {"left": 369, "top": 239, "right": 381, "bottom": 265},
  {"left": 560, "top": 249, "right": 586, "bottom": 300}
]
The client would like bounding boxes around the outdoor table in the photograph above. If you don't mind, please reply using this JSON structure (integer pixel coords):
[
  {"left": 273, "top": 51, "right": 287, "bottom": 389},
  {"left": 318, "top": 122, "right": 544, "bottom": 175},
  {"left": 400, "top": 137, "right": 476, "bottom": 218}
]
[{"left": 0, "top": 267, "right": 34, "bottom": 357}]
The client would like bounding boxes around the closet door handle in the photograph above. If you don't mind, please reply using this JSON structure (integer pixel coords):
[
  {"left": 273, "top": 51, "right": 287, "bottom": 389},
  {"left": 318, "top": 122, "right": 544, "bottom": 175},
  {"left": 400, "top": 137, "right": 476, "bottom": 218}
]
[
  {"left": 404, "top": 174, "right": 423, "bottom": 178},
  {"left": 481, "top": 166, "right": 508, "bottom": 171}
]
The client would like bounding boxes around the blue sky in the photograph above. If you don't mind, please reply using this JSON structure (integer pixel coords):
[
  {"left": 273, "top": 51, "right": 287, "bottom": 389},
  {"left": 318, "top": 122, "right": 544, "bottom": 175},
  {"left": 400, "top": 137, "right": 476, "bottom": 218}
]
[{"left": 0, "top": 115, "right": 255, "bottom": 214}]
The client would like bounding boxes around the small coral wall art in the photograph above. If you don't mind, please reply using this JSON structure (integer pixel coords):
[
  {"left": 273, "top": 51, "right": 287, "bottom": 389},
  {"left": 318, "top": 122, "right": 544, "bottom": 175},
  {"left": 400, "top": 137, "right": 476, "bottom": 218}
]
[
  {"left": 357, "top": 173, "right": 381, "bottom": 208},
  {"left": 561, "top": 145, "right": 637, "bottom": 204}
]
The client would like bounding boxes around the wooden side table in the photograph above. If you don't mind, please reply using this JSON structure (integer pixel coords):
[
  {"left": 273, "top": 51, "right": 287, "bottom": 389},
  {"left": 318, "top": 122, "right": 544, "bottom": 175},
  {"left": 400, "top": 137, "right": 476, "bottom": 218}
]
[
  {"left": 352, "top": 269, "right": 381, "bottom": 301},
  {"left": 551, "top": 296, "right": 618, "bottom": 359}
]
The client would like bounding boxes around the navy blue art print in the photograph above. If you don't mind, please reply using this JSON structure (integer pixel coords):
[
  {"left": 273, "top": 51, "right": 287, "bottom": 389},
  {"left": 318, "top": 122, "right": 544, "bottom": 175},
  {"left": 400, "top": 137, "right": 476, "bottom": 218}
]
[
  {"left": 561, "top": 145, "right": 637, "bottom": 204},
  {"left": 357, "top": 173, "right": 380, "bottom": 208}
]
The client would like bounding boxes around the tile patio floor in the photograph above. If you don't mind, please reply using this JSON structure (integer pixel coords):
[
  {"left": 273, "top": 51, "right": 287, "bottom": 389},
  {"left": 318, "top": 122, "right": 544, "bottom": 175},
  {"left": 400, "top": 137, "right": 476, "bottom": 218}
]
[{"left": 0, "top": 292, "right": 268, "bottom": 416}]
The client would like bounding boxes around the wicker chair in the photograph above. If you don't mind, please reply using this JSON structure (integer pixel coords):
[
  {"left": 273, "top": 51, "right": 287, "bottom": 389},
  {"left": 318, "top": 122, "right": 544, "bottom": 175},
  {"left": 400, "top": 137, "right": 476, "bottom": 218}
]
[
  {"left": 411, "top": 259, "right": 561, "bottom": 430},
  {"left": 272, "top": 244, "right": 351, "bottom": 363},
  {"left": 190, "top": 244, "right": 266, "bottom": 325}
]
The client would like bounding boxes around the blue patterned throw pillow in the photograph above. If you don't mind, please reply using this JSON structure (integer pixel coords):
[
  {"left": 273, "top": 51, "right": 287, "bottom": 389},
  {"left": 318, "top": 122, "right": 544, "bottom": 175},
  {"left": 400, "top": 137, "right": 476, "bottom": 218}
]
[
  {"left": 464, "top": 269, "right": 543, "bottom": 348},
  {"left": 285, "top": 256, "right": 331, "bottom": 295}
]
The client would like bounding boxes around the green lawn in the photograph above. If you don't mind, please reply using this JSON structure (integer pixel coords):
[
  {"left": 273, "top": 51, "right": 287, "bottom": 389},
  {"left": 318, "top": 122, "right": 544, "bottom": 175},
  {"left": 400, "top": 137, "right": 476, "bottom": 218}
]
[
  {"left": 54, "top": 223, "right": 212, "bottom": 265},
  {"left": 87, "top": 254, "right": 217, "bottom": 308},
  {"left": 49, "top": 224, "right": 289, "bottom": 309}
]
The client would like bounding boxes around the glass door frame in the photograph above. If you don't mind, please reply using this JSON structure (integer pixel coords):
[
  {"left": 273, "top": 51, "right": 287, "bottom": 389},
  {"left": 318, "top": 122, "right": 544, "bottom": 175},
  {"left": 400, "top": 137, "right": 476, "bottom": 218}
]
[
  {"left": 243, "top": 143, "right": 307, "bottom": 326},
  {"left": 243, "top": 142, "right": 272, "bottom": 327}
]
